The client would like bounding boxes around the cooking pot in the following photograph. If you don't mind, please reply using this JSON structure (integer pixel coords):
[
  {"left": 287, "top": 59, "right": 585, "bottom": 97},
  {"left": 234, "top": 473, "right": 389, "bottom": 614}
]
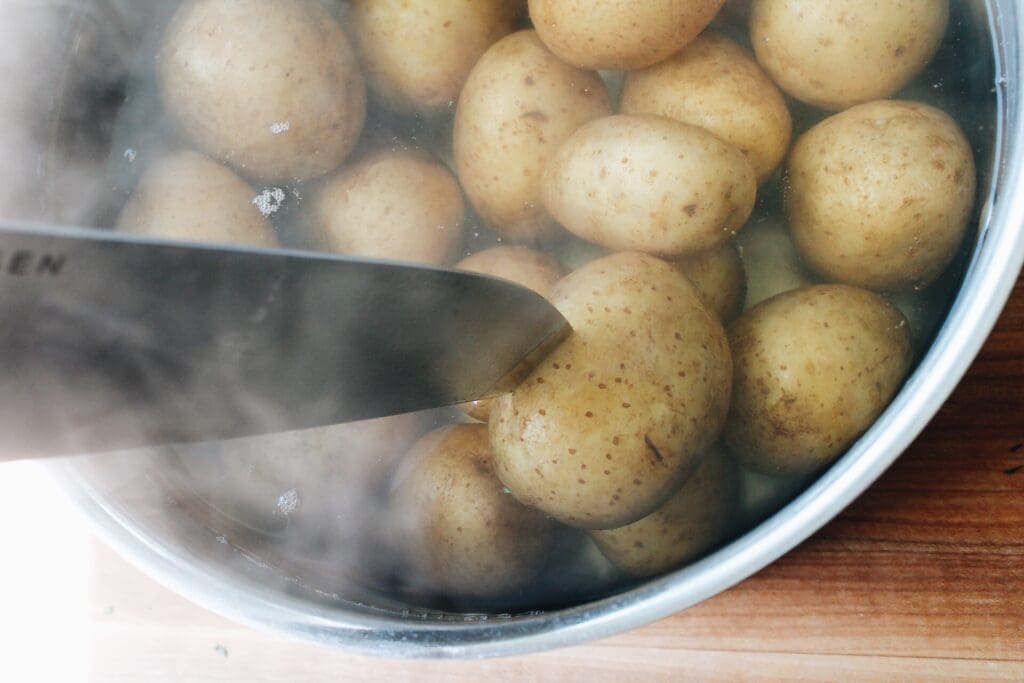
[{"left": 1, "top": 0, "right": 1020, "bottom": 659}]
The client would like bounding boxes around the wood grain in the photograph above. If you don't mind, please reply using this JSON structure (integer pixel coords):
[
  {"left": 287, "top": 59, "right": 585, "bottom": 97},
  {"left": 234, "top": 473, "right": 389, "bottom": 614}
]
[{"left": 80, "top": 274, "right": 1024, "bottom": 681}]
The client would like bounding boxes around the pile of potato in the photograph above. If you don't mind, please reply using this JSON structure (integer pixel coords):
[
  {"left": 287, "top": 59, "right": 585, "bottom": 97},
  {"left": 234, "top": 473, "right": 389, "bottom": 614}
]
[{"left": 118, "top": 0, "right": 977, "bottom": 602}]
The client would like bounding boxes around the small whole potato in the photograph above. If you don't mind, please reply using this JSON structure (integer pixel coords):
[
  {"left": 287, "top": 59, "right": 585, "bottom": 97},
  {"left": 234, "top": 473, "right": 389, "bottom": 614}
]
[
  {"left": 734, "top": 216, "right": 816, "bottom": 309},
  {"left": 750, "top": 0, "right": 950, "bottom": 110},
  {"left": 541, "top": 115, "right": 756, "bottom": 257},
  {"left": 312, "top": 149, "right": 464, "bottom": 265},
  {"left": 621, "top": 32, "right": 792, "bottom": 184},
  {"left": 158, "top": 0, "right": 366, "bottom": 183},
  {"left": 490, "top": 252, "right": 733, "bottom": 530},
  {"left": 786, "top": 100, "right": 976, "bottom": 291},
  {"left": 725, "top": 285, "right": 913, "bottom": 476},
  {"left": 529, "top": 0, "right": 725, "bottom": 70},
  {"left": 389, "top": 424, "right": 555, "bottom": 599},
  {"left": 350, "top": 0, "right": 522, "bottom": 115},
  {"left": 175, "top": 414, "right": 424, "bottom": 536},
  {"left": 672, "top": 241, "right": 747, "bottom": 324},
  {"left": 118, "top": 150, "right": 277, "bottom": 247},
  {"left": 590, "top": 445, "right": 739, "bottom": 577},
  {"left": 456, "top": 246, "right": 565, "bottom": 420},
  {"left": 456, "top": 246, "right": 565, "bottom": 298},
  {"left": 453, "top": 30, "right": 612, "bottom": 241}
]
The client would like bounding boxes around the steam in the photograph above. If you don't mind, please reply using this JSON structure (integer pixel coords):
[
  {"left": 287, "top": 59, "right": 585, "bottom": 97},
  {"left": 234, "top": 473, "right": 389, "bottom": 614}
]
[{"left": 0, "top": 0, "right": 627, "bottom": 619}]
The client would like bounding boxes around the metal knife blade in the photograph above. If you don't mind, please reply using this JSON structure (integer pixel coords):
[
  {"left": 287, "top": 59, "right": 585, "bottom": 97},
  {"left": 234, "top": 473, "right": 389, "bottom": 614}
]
[{"left": 0, "top": 224, "right": 570, "bottom": 459}]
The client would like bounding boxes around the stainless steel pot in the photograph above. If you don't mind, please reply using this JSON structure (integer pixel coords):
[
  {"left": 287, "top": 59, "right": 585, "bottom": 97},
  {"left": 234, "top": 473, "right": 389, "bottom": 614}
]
[{"left": 4, "top": 0, "right": 1021, "bottom": 659}]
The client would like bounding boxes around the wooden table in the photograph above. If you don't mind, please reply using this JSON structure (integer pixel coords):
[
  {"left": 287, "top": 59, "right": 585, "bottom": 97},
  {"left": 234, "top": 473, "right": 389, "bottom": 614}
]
[{"left": 2, "top": 277, "right": 1021, "bottom": 682}]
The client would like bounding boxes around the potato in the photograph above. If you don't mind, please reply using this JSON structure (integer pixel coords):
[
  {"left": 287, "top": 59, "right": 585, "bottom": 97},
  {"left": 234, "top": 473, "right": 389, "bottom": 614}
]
[
  {"left": 549, "top": 234, "right": 611, "bottom": 272},
  {"left": 490, "top": 252, "right": 733, "bottom": 529},
  {"left": 528, "top": 0, "right": 725, "bottom": 70},
  {"left": 174, "top": 414, "right": 424, "bottom": 537},
  {"left": 672, "top": 241, "right": 746, "bottom": 323},
  {"left": 786, "top": 100, "right": 976, "bottom": 292},
  {"left": 350, "top": 0, "right": 522, "bottom": 115},
  {"left": 455, "top": 246, "right": 565, "bottom": 422},
  {"left": 724, "top": 285, "right": 913, "bottom": 476},
  {"left": 389, "top": 424, "right": 555, "bottom": 598},
  {"left": 541, "top": 115, "right": 757, "bottom": 257},
  {"left": 590, "top": 445, "right": 739, "bottom": 577},
  {"left": 621, "top": 32, "right": 792, "bottom": 184},
  {"left": 734, "top": 216, "right": 815, "bottom": 309},
  {"left": 158, "top": 0, "right": 366, "bottom": 183},
  {"left": 453, "top": 30, "right": 612, "bottom": 241},
  {"left": 735, "top": 463, "right": 811, "bottom": 529},
  {"left": 312, "top": 149, "right": 464, "bottom": 265},
  {"left": 118, "top": 150, "right": 276, "bottom": 247},
  {"left": 456, "top": 246, "right": 565, "bottom": 298},
  {"left": 750, "top": 0, "right": 949, "bottom": 111}
]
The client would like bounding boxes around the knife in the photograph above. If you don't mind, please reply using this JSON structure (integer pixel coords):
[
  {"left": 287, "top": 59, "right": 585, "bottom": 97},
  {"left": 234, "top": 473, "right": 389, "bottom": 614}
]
[{"left": 0, "top": 224, "right": 570, "bottom": 459}]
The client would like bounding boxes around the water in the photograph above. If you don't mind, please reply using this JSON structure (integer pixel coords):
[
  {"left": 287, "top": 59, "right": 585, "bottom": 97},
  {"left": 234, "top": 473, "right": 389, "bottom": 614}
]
[{"left": 93, "top": 2, "right": 997, "bottom": 615}]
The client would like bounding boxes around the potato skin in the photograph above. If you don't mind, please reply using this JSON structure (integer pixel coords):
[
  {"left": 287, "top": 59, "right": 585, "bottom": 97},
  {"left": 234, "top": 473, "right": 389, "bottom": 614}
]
[
  {"left": 734, "top": 216, "right": 816, "bottom": 310},
  {"left": 312, "top": 149, "right": 464, "bottom": 265},
  {"left": 118, "top": 150, "right": 276, "bottom": 247},
  {"left": 750, "top": 0, "right": 949, "bottom": 111},
  {"left": 590, "top": 445, "right": 739, "bottom": 577},
  {"left": 529, "top": 0, "right": 725, "bottom": 70},
  {"left": 390, "top": 424, "right": 555, "bottom": 598},
  {"left": 350, "top": 0, "right": 523, "bottom": 115},
  {"left": 621, "top": 33, "right": 791, "bottom": 184},
  {"left": 453, "top": 30, "right": 612, "bottom": 241},
  {"left": 541, "top": 115, "right": 756, "bottom": 257},
  {"left": 672, "top": 241, "right": 747, "bottom": 324},
  {"left": 456, "top": 246, "right": 565, "bottom": 298},
  {"left": 786, "top": 100, "right": 976, "bottom": 292},
  {"left": 158, "top": 0, "right": 366, "bottom": 183},
  {"left": 490, "top": 252, "right": 733, "bottom": 529},
  {"left": 724, "top": 285, "right": 913, "bottom": 476},
  {"left": 456, "top": 246, "right": 565, "bottom": 422}
]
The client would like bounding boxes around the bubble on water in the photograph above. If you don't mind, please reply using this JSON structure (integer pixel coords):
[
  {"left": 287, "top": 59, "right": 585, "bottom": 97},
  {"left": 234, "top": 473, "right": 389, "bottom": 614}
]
[
  {"left": 123, "top": 148, "right": 137, "bottom": 163},
  {"left": 253, "top": 187, "right": 287, "bottom": 216},
  {"left": 276, "top": 488, "right": 300, "bottom": 516},
  {"left": 270, "top": 121, "right": 291, "bottom": 135}
]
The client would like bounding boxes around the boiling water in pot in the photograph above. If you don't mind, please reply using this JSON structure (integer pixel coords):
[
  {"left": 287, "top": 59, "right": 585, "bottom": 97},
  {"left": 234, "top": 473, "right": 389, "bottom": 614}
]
[{"left": 37, "top": 1, "right": 998, "bottom": 615}]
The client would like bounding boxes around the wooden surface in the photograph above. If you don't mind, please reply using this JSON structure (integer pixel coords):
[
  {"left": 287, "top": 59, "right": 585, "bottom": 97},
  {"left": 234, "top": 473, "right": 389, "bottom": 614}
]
[{"left": 2, "top": 276, "right": 1022, "bottom": 682}]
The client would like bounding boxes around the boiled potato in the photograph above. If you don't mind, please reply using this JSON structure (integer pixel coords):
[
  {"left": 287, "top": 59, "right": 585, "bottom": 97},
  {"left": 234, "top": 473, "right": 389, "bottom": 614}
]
[
  {"left": 158, "top": 0, "right": 366, "bottom": 183},
  {"left": 621, "top": 32, "right": 792, "bottom": 184},
  {"left": 887, "top": 287, "right": 950, "bottom": 350},
  {"left": 490, "top": 252, "right": 733, "bottom": 529},
  {"left": 590, "top": 445, "right": 738, "bottom": 577},
  {"left": 541, "top": 115, "right": 757, "bottom": 257},
  {"left": 311, "top": 149, "right": 464, "bottom": 265},
  {"left": 725, "top": 285, "right": 913, "bottom": 476},
  {"left": 389, "top": 424, "right": 555, "bottom": 598},
  {"left": 456, "top": 246, "right": 565, "bottom": 298},
  {"left": 734, "top": 216, "right": 816, "bottom": 309},
  {"left": 350, "top": 0, "right": 522, "bottom": 115},
  {"left": 549, "top": 234, "right": 611, "bottom": 272},
  {"left": 175, "top": 414, "right": 424, "bottom": 537},
  {"left": 118, "top": 150, "right": 276, "bottom": 247},
  {"left": 735, "top": 463, "right": 810, "bottom": 529},
  {"left": 786, "top": 100, "right": 976, "bottom": 292},
  {"left": 750, "top": 0, "right": 949, "bottom": 111},
  {"left": 456, "top": 246, "right": 565, "bottom": 422},
  {"left": 672, "top": 241, "right": 746, "bottom": 324},
  {"left": 453, "top": 30, "right": 612, "bottom": 241},
  {"left": 529, "top": 0, "right": 725, "bottom": 70}
]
